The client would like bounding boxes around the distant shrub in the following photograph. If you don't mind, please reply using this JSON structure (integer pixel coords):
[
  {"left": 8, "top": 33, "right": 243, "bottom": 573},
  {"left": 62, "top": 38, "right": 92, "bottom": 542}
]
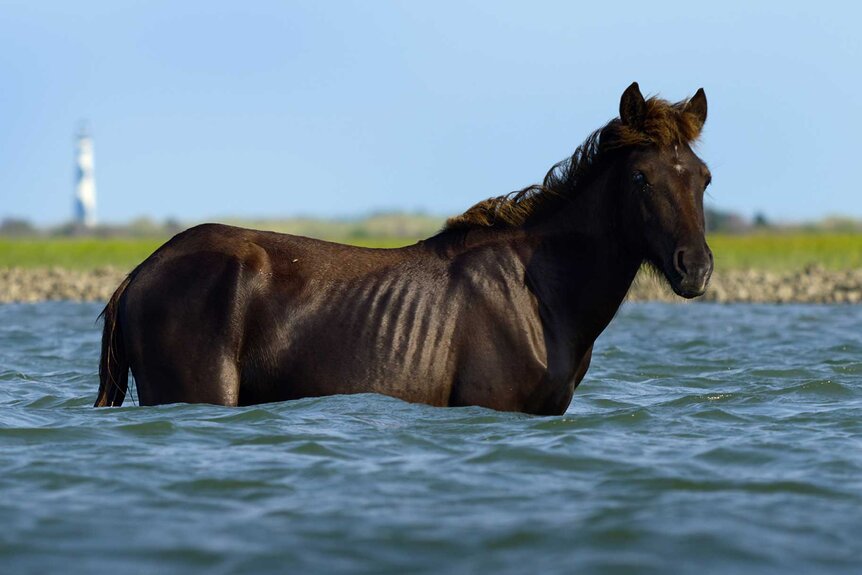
[{"left": 0, "top": 218, "right": 37, "bottom": 237}]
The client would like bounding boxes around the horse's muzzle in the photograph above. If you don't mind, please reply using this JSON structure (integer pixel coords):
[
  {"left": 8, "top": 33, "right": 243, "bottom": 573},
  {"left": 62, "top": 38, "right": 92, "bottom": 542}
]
[{"left": 672, "top": 245, "right": 714, "bottom": 298}]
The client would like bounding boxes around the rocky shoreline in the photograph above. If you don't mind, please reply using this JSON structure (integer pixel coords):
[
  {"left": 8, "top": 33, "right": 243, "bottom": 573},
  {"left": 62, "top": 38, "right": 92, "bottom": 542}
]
[
  {"left": 627, "top": 265, "right": 862, "bottom": 304},
  {"left": 1, "top": 265, "right": 861, "bottom": 304}
]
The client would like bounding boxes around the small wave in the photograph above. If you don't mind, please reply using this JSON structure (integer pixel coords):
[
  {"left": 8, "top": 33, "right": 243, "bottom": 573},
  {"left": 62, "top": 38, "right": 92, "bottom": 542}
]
[
  {"left": 773, "top": 379, "right": 856, "bottom": 398},
  {"left": 164, "top": 477, "right": 279, "bottom": 498},
  {"left": 115, "top": 420, "right": 178, "bottom": 437},
  {"left": 203, "top": 407, "right": 283, "bottom": 424}
]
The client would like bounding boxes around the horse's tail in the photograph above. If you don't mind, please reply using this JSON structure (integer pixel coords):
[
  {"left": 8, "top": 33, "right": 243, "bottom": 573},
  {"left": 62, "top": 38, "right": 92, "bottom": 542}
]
[{"left": 95, "top": 274, "right": 133, "bottom": 407}]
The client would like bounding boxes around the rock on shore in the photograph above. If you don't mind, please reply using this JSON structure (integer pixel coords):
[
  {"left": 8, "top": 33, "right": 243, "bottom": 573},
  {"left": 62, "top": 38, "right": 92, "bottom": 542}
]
[
  {"left": 0, "top": 267, "right": 126, "bottom": 304},
  {"left": 1, "top": 265, "right": 861, "bottom": 304},
  {"left": 627, "top": 265, "right": 862, "bottom": 304}
]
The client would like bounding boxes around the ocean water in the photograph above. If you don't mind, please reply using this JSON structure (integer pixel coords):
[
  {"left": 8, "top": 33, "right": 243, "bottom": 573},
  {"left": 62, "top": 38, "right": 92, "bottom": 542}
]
[{"left": 0, "top": 301, "right": 860, "bottom": 574}]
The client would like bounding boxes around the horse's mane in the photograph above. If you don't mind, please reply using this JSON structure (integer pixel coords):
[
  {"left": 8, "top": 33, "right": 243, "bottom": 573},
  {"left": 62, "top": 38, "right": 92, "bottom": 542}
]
[{"left": 444, "top": 96, "right": 704, "bottom": 231}]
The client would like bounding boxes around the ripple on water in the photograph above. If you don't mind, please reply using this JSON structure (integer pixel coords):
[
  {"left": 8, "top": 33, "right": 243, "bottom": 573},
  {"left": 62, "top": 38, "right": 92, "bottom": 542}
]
[
  {"left": 204, "top": 407, "right": 284, "bottom": 425},
  {"left": 776, "top": 378, "right": 857, "bottom": 397},
  {"left": 115, "top": 419, "right": 179, "bottom": 438}
]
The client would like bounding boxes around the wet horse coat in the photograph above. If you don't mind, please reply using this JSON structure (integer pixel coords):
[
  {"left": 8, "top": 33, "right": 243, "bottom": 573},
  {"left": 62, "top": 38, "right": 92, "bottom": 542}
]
[{"left": 96, "top": 83, "right": 713, "bottom": 415}]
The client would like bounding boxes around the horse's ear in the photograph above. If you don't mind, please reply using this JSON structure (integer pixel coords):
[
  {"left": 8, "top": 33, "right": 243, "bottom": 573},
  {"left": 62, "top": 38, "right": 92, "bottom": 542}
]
[
  {"left": 684, "top": 88, "right": 708, "bottom": 129},
  {"left": 620, "top": 82, "right": 646, "bottom": 129}
]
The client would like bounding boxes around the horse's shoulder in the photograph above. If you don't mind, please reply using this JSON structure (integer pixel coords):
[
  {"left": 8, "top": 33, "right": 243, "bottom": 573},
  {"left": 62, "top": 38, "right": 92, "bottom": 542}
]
[{"left": 449, "top": 236, "right": 525, "bottom": 277}]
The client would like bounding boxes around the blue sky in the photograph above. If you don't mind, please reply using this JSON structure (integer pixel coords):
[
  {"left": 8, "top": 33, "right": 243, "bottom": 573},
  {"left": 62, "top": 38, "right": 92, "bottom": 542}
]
[{"left": 1, "top": 1, "right": 859, "bottom": 225}]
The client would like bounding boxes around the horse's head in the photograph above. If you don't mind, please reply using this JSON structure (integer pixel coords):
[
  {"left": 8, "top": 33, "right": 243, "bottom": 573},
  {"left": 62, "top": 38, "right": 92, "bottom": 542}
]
[{"left": 616, "top": 82, "right": 713, "bottom": 298}]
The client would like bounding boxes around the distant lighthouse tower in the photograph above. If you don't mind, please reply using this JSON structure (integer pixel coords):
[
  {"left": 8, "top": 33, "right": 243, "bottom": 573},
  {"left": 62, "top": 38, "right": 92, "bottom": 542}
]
[{"left": 74, "top": 125, "right": 97, "bottom": 228}]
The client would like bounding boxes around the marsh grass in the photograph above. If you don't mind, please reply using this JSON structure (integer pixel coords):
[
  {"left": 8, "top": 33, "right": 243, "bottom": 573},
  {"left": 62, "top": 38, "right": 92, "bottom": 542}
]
[
  {"left": 0, "top": 236, "right": 421, "bottom": 269},
  {"left": 708, "top": 233, "right": 862, "bottom": 270},
  {"left": 1, "top": 233, "right": 861, "bottom": 270},
  {"left": 0, "top": 238, "right": 165, "bottom": 269}
]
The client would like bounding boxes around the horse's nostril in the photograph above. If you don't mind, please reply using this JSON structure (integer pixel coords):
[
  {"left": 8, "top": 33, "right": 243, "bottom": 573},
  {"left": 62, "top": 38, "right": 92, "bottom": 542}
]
[{"left": 675, "top": 248, "right": 687, "bottom": 276}]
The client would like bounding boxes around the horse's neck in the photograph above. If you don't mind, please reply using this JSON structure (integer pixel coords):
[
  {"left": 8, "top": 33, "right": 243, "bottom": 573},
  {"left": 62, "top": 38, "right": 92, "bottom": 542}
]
[{"left": 527, "top": 173, "right": 642, "bottom": 347}]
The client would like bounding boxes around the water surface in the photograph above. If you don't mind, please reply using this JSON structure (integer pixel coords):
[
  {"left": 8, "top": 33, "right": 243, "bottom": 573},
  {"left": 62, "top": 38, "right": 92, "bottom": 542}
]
[{"left": 1, "top": 302, "right": 860, "bottom": 574}]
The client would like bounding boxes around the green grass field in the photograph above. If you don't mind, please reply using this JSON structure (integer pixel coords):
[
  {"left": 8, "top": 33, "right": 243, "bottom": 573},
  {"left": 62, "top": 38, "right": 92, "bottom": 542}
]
[
  {"left": 0, "top": 237, "right": 422, "bottom": 270},
  {"left": 707, "top": 233, "right": 862, "bottom": 270},
  {"left": 0, "top": 238, "right": 165, "bottom": 270},
  {"left": 2, "top": 233, "right": 861, "bottom": 271}
]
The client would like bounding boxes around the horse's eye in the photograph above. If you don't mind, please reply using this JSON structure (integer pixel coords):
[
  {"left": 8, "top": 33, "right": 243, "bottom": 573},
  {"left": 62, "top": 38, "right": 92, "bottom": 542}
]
[{"left": 632, "top": 171, "right": 647, "bottom": 186}]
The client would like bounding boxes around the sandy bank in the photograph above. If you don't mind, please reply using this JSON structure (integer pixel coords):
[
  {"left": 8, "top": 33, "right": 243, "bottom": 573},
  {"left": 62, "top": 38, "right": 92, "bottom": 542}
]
[
  {"left": 627, "top": 265, "right": 862, "bottom": 304},
  {"left": 2, "top": 265, "right": 861, "bottom": 304}
]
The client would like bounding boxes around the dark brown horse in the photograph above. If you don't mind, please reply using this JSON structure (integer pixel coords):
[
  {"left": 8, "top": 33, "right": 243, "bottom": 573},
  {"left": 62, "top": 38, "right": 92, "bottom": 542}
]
[{"left": 96, "top": 83, "right": 713, "bottom": 415}]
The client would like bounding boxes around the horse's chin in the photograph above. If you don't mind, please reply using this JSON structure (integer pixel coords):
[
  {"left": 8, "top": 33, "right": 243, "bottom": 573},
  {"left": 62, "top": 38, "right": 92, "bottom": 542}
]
[
  {"left": 655, "top": 265, "right": 708, "bottom": 299},
  {"left": 665, "top": 271, "right": 709, "bottom": 299},
  {"left": 671, "top": 282, "right": 707, "bottom": 299}
]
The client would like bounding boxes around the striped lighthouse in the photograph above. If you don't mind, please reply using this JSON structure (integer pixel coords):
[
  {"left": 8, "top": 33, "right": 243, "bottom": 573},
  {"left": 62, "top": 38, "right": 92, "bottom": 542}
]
[{"left": 74, "top": 125, "right": 97, "bottom": 228}]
